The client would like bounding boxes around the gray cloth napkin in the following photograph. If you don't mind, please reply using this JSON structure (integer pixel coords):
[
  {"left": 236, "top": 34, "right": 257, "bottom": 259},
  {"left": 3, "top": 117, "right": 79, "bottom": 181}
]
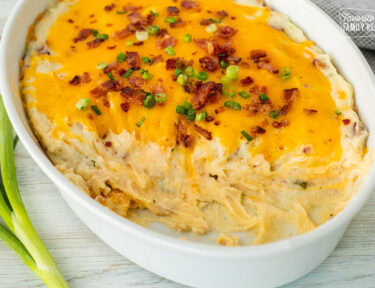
[{"left": 310, "top": 0, "right": 375, "bottom": 71}]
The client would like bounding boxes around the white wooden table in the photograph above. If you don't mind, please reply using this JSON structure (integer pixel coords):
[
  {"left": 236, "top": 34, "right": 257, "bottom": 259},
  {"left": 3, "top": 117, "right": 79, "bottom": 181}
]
[{"left": 1, "top": 1, "right": 375, "bottom": 287}]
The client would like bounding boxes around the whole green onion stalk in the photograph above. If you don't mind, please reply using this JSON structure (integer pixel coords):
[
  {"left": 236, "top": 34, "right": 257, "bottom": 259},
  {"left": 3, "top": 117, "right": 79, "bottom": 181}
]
[{"left": 0, "top": 96, "right": 69, "bottom": 287}]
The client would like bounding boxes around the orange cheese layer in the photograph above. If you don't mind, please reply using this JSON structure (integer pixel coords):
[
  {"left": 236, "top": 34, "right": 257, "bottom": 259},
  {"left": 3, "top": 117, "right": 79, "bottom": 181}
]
[{"left": 23, "top": 0, "right": 342, "bottom": 163}]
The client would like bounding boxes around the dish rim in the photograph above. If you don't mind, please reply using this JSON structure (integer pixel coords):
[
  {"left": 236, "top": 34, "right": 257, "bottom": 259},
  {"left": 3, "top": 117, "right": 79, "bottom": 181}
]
[{"left": 1, "top": 0, "right": 375, "bottom": 258}]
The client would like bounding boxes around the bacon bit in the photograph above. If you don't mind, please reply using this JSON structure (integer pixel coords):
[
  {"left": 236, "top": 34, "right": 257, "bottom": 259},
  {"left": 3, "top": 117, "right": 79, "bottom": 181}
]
[
  {"left": 200, "top": 19, "right": 211, "bottom": 26},
  {"left": 181, "top": 0, "right": 200, "bottom": 9},
  {"left": 170, "top": 18, "right": 186, "bottom": 28},
  {"left": 68, "top": 19, "right": 74, "bottom": 23},
  {"left": 133, "top": 41, "right": 144, "bottom": 46},
  {"left": 215, "top": 106, "right": 226, "bottom": 114},
  {"left": 81, "top": 72, "right": 91, "bottom": 83},
  {"left": 199, "top": 56, "right": 219, "bottom": 72},
  {"left": 126, "top": 52, "right": 141, "bottom": 70},
  {"left": 103, "top": 99, "right": 110, "bottom": 107},
  {"left": 90, "top": 86, "right": 107, "bottom": 97},
  {"left": 280, "top": 104, "right": 290, "bottom": 116},
  {"left": 176, "top": 119, "right": 193, "bottom": 148},
  {"left": 107, "top": 45, "right": 117, "bottom": 50},
  {"left": 128, "top": 76, "right": 146, "bottom": 88},
  {"left": 303, "top": 109, "right": 318, "bottom": 115},
  {"left": 167, "top": 6, "right": 180, "bottom": 15},
  {"left": 227, "top": 55, "right": 242, "bottom": 65},
  {"left": 284, "top": 88, "right": 300, "bottom": 102},
  {"left": 272, "top": 119, "right": 289, "bottom": 128},
  {"left": 214, "top": 121, "right": 220, "bottom": 126},
  {"left": 250, "top": 49, "right": 267, "bottom": 62},
  {"left": 206, "top": 115, "right": 214, "bottom": 122},
  {"left": 312, "top": 59, "right": 326, "bottom": 69},
  {"left": 120, "top": 87, "right": 145, "bottom": 105},
  {"left": 240, "top": 76, "right": 254, "bottom": 86},
  {"left": 216, "top": 26, "right": 237, "bottom": 39},
  {"left": 103, "top": 62, "right": 119, "bottom": 74},
  {"left": 150, "top": 54, "right": 163, "bottom": 64},
  {"left": 257, "top": 61, "right": 279, "bottom": 74},
  {"left": 87, "top": 38, "right": 104, "bottom": 49},
  {"left": 87, "top": 113, "right": 94, "bottom": 120},
  {"left": 166, "top": 57, "right": 184, "bottom": 69},
  {"left": 240, "top": 61, "right": 250, "bottom": 68},
  {"left": 69, "top": 75, "right": 81, "bottom": 86},
  {"left": 105, "top": 141, "right": 112, "bottom": 147},
  {"left": 251, "top": 126, "right": 266, "bottom": 134},
  {"left": 343, "top": 119, "right": 351, "bottom": 125},
  {"left": 150, "top": 78, "right": 165, "bottom": 95},
  {"left": 123, "top": 5, "right": 142, "bottom": 12},
  {"left": 192, "top": 81, "right": 222, "bottom": 109},
  {"left": 156, "top": 35, "right": 177, "bottom": 49},
  {"left": 104, "top": 4, "right": 115, "bottom": 12},
  {"left": 250, "top": 85, "right": 267, "bottom": 95},
  {"left": 182, "top": 84, "right": 193, "bottom": 93},
  {"left": 113, "top": 28, "right": 133, "bottom": 40},
  {"left": 215, "top": 10, "right": 228, "bottom": 17},
  {"left": 120, "top": 102, "right": 130, "bottom": 112},
  {"left": 194, "top": 38, "right": 209, "bottom": 49},
  {"left": 127, "top": 11, "right": 152, "bottom": 31},
  {"left": 194, "top": 124, "right": 212, "bottom": 140},
  {"left": 157, "top": 28, "right": 169, "bottom": 38},
  {"left": 101, "top": 80, "right": 121, "bottom": 91},
  {"left": 73, "top": 28, "right": 92, "bottom": 43},
  {"left": 244, "top": 104, "right": 258, "bottom": 115}
]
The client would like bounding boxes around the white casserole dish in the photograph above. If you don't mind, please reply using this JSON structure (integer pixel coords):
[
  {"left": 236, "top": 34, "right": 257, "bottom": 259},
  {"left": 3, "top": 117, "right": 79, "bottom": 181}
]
[{"left": 1, "top": 0, "right": 375, "bottom": 287}]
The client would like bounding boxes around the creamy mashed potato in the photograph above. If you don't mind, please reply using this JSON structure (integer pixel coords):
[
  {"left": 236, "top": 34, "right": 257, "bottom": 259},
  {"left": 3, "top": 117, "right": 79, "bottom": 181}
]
[{"left": 21, "top": 0, "right": 371, "bottom": 245}]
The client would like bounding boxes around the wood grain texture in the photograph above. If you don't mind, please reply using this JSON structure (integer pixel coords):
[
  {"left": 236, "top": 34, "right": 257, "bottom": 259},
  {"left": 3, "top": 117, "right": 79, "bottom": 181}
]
[{"left": 0, "top": 1, "right": 375, "bottom": 287}]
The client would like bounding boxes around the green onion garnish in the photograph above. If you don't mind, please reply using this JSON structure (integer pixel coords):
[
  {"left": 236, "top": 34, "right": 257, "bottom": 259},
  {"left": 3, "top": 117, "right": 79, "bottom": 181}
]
[
  {"left": 174, "top": 68, "right": 183, "bottom": 77},
  {"left": 259, "top": 93, "right": 269, "bottom": 101},
  {"left": 177, "top": 74, "right": 188, "bottom": 85},
  {"left": 182, "top": 101, "right": 193, "bottom": 109},
  {"left": 92, "top": 30, "right": 99, "bottom": 37},
  {"left": 136, "top": 116, "right": 146, "bottom": 127},
  {"left": 75, "top": 98, "right": 91, "bottom": 110},
  {"left": 220, "top": 76, "right": 231, "bottom": 85},
  {"left": 238, "top": 91, "right": 250, "bottom": 99},
  {"left": 142, "top": 71, "right": 153, "bottom": 80},
  {"left": 196, "top": 111, "right": 207, "bottom": 121},
  {"left": 241, "top": 130, "right": 253, "bottom": 142},
  {"left": 220, "top": 60, "right": 229, "bottom": 69},
  {"left": 97, "top": 33, "right": 109, "bottom": 40},
  {"left": 176, "top": 105, "right": 187, "bottom": 114},
  {"left": 126, "top": 41, "right": 134, "bottom": 46},
  {"left": 116, "top": 10, "right": 127, "bottom": 14},
  {"left": 96, "top": 61, "right": 108, "bottom": 69},
  {"left": 116, "top": 52, "right": 127, "bottom": 63},
  {"left": 143, "top": 94, "right": 156, "bottom": 108},
  {"left": 281, "top": 67, "right": 291, "bottom": 80},
  {"left": 91, "top": 105, "right": 102, "bottom": 116},
  {"left": 269, "top": 110, "right": 280, "bottom": 119},
  {"left": 209, "top": 17, "right": 224, "bottom": 23},
  {"left": 107, "top": 72, "right": 114, "bottom": 80},
  {"left": 195, "top": 71, "right": 209, "bottom": 81},
  {"left": 165, "top": 46, "right": 176, "bottom": 56},
  {"left": 334, "top": 110, "right": 342, "bottom": 116},
  {"left": 184, "top": 33, "right": 192, "bottom": 42},
  {"left": 205, "top": 23, "right": 217, "bottom": 33},
  {"left": 155, "top": 93, "right": 167, "bottom": 103},
  {"left": 224, "top": 100, "right": 241, "bottom": 110},
  {"left": 141, "top": 56, "right": 152, "bottom": 64},
  {"left": 146, "top": 25, "right": 160, "bottom": 35},
  {"left": 165, "top": 16, "right": 177, "bottom": 23},
  {"left": 122, "top": 69, "right": 134, "bottom": 78},
  {"left": 150, "top": 10, "right": 159, "bottom": 17},
  {"left": 223, "top": 84, "right": 236, "bottom": 98},
  {"left": 184, "top": 66, "right": 194, "bottom": 78},
  {"left": 226, "top": 65, "right": 239, "bottom": 80},
  {"left": 186, "top": 108, "right": 196, "bottom": 121}
]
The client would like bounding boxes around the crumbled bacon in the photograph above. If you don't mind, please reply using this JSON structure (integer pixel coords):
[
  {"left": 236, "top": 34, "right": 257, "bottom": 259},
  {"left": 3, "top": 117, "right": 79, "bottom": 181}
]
[
  {"left": 215, "top": 10, "right": 228, "bottom": 17},
  {"left": 280, "top": 104, "right": 290, "bottom": 115},
  {"left": 126, "top": 52, "right": 141, "bottom": 70},
  {"left": 90, "top": 80, "right": 121, "bottom": 97},
  {"left": 156, "top": 35, "right": 177, "bottom": 49},
  {"left": 195, "top": 39, "right": 236, "bottom": 57},
  {"left": 216, "top": 26, "right": 237, "bottom": 39},
  {"left": 123, "top": 5, "right": 142, "bottom": 12},
  {"left": 194, "top": 124, "right": 212, "bottom": 140},
  {"left": 103, "top": 62, "right": 119, "bottom": 74},
  {"left": 150, "top": 78, "right": 165, "bottom": 95},
  {"left": 200, "top": 19, "right": 211, "bottom": 26},
  {"left": 183, "top": 84, "right": 194, "bottom": 93},
  {"left": 251, "top": 126, "right": 266, "bottom": 134},
  {"left": 215, "top": 106, "right": 226, "bottom": 114},
  {"left": 272, "top": 120, "right": 289, "bottom": 128},
  {"left": 176, "top": 119, "right": 193, "bottom": 148},
  {"left": 166, "top": 57, "right": 184, "bottom": 69},
  {"left": 257, "top": 61, "right": 279, "bottom": 74},
  {"left": 250, "top": 85, "right": 267, "bottom": 95},
  {"left": 113, "top": 28, "right": 133, "bottom": 39},
  {"left": 206, "top": 115, "right": 214, "bottom": 122},
  {"left": 127, "top": 11, "right": 152, "bottom": 31},
  {"left": 244, "top": 104, "right": 258, "bottom": 115},
  {"left": 157, "top": 28, "right": 169, "bottom": 38},
  {"left": 167, "top": 6, "right": 180, "bottom": 15},
  {"left": 240, "top": 76, "right": 254, "bottom": 86},
  {"left": 120, "top": 102, "right": 130, "bottom": 112},
  {"left": 227, "top": 55, "right": 242, "bottom": 65},
  {"left": 133, "top": 41, "right": 144, "bottom": 46},
  {"left": 303, "top": 109, "right": 318, "bottom": 115},
  {"left": 151, "top": 54, "right": 163, "bottom": 64},
  {"left": 69, "top": 73, "right": 91, "bottom": 86},
  {"left": 104, "top": 4, "right": 115, "bottom": 12},
  {"left": 284, "top": 88, "right": 300, "bottom": 102},
  {"left": 86, "top": 38, "right": 104, "bottom": 49},
  {"left": 81, "top": 72, "right": 91, "bottom": 83},
  {"left": 199, "top": 56, "right": 219, "bottom": 72},
  {"left": 343, "top": 119, "right": 351, "bottom": 125},
  {"left": 181, "top": 0, "right": 200, "bottom": 9},
  {"left": 192, "top": 81, "right": 222, "bottom": 109},
  {"left": 73, "top": 28, "right": 92, "bottom": 43},
  {"left": 250, "top": 49, "right": 267, "bottom": 62},
  {"left": 170, "top": 18, "right": 186, "bottom": 28},
  {"left": 128, "top": 76, "right": 146, "bottom": 88},
  {"left": 120, "top": 87, "right": 145, "bottom": 105},
  {"left": 240, "top": 61, "right": 250, "bottom": 68}
]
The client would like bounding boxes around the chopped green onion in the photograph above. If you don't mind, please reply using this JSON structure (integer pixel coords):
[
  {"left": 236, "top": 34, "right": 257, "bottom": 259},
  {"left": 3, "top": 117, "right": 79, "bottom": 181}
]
[
  {"left": 97, "top": 33, "right": 109, "bottom": 40},
  {"left": 142, "top": 71, "right": 153, "bottom": 80},
  {"left": 177, "top": 74, "right": 188, "bottom": 85},
  {"left": 184, "top": 33, "right": 192, "bottom": 42},
  {"left": 334, "top": 110, "right": 342, "bottom": 116},
  {"left": 174, "top": 68, "right": 183, "bottom": 77},
  {"left": 195, "top": 71, "right": 209, "bottom": 81},
  {"left": 259, "top": 93, "right": 269, "bottom": 101},
  {"left": 122, "top": 69, "right": 134, "bottom": 78},
  {"left": 144, "top": 94, "right": 156, "bottom": 108},
  {"left": 116, "top": 52, "right": 127, "bottom": 63},
  {"left": 186, "top": 108, "right": 196, "bottom": 121},
  {"left": 184, "top": 66, "right": 194, "bottom": 78},
  {"left": 96, "top": 61, "right": 108, "bottom": 69},
  {"left": 209, "top": 17, "right": 224, "bottom": 23},
  {"left": 226, "top": 65, "right": 239, "bottom": 80},
  {"left": 224, "top": 100, "right": 241, "bottom": 110},
  {"left": 220, "top": 60, "right": 229, "bottom": 69},
  {"left": 196, "top": 111, "right": 207, "bottom": 121},
  {"left": 91, "top": 105, "right": 102, "bottom": 115},
  {"left": 146, "top": 25, "right": 160, "bottom": 35},
  {"left": 136, "top": 31, "right": 149, "bottom": 41},
  {"left": 165, "top": 46, "right": 176, "bottom": 56},
  {"left": 238, "top": 91, "right": 250, "bottom": 99},
  {"left": 75, "top": 98, "right": 91, "bottom": 110},
  {"left": 269, "top": 110, "right": 280, "bottom": 119},
  {"left": 182, "top": 101, "right": 193, "bottom": 109},
  {"left": 281, "top": 67, "right": 291, "bottom": 80},
  {"left": 155, "top": 93, "right": 167, "bottom": 103},
  {"left": 165, "top": 16, "right": 177, "bottom": 23},
  {"left": 141, "top": 56, "right": 152, "bottom": 64},
  {"left": 126, "top": 41, "right": 134, "bottom": 46},
  {"left": 92, "top": 30, "right": 99, "bottom": 37},
  {"left": 223, "top": 84, "right": 236, "bottom": 98},
  {"left": 107, "top": 72, "right": 114, "bottom": 80},
  {"left": 220, "top": 76, "right": 231, "bottom": 85},
  {"left": 205, "top": 23, "right": 217, "bottom": 33},
  {"left": 176, "top": 105, "right": 187, "bottom": 114},
  {"left": 136, "top": 116, "right": 146, "bottom": 127},
  {"left": 116, "top": 10, "right": 127, "bottom": 14},
  {"left": 241, "top": 130, "right": 253, "bottom": 142},
  {"left": 150, "top": 10, "right": 159, "bottom": 17}
]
